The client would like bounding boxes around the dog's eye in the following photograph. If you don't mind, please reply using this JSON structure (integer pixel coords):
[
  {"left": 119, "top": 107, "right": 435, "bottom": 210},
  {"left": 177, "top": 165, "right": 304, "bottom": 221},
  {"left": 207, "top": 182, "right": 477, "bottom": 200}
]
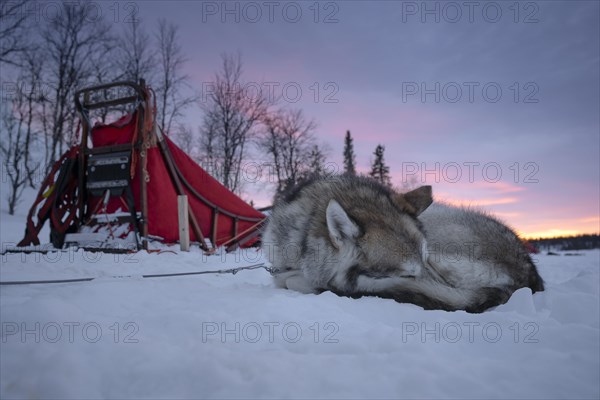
[{"left": 360, "top": 270, "right": 390, "bottom": 279}]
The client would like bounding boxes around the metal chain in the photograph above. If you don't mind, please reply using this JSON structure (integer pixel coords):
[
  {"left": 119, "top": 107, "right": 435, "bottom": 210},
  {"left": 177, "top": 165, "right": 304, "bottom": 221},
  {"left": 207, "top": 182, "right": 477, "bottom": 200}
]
[{"left": 142, "top": 263, "right": 275, "bottom": 278}]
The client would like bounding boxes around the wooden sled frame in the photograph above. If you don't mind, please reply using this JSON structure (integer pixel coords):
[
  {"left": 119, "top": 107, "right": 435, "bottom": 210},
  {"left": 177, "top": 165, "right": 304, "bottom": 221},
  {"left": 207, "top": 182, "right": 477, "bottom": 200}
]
[
  {"left": 74, "top": 79, "right": 266, "bottom": 253},
  {"left": 75, "top": 80, "right": 150, "bottom": 249}
]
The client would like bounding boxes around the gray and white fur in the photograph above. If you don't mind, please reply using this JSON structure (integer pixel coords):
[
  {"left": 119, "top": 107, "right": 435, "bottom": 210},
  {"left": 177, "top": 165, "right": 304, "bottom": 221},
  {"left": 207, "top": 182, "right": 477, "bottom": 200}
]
[{"left": 262, "top": 175, "right": 544, "bottom": 313}]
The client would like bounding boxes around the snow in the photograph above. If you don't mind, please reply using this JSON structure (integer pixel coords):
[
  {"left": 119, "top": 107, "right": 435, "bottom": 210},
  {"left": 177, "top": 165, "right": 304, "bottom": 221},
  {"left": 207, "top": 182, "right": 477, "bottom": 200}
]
[{"left": 1, "top": 185, "right": 599, "bottom": 399}]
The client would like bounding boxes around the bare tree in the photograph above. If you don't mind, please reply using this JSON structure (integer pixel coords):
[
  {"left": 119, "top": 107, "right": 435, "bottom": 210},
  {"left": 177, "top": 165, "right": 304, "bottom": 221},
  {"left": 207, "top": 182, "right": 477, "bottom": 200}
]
[
  {"left": 17, "top": 46, "right": 44, "bottom": 188},
  {"left": 75, "top": 26, "right": 122, "bottom": 125},
  {"left": 199, "top": 53, "right": 270, "bottom": 193},
  {"left": 260, "top": 108, "right": 318, "bottom": 194},
  {"left": 81, "top": 17, "right": 152, "bottom": 124},
  {"left": 0, "top": 77, "right": 40, "bottom": 214},
  {"left": 0, "top": 0, "right": 31, "bottom": 66},
  {"left": 172, "top": 124, "right": 196, "bottom": 159},
  {"left": 1, "top": 105, "right": 25, "bottom": 214},
  {"left": 38, "top": 2, "right": 114, "bottom": 168},
  {"left": 89, "top": 31, "right": 120, "bottom": 84},
  {"left": 155, "top": 18, "right": 195, "bottom": 135},
  {"left": 198, "top": 119, "right": 218, "bottom": 177},
  {"left": 117, "top": 18, "right": 155, "bottom": 84},
  {"left": 259, "top": 112, "right": 285, "bottom": 188}
]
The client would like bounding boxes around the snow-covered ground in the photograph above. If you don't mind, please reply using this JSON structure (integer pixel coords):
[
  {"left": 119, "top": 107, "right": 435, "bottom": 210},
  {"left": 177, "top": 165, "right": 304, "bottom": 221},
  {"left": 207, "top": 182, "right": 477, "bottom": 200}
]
[{"left": 1, "top": 187, "right": 599, "bottom": 399}]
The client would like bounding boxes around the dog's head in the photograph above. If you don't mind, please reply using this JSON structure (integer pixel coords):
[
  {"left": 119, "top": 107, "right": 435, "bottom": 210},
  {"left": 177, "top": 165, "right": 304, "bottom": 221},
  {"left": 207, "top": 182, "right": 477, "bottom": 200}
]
[{"left": 325, "top": 186, "right": 433, "bottom": 292}]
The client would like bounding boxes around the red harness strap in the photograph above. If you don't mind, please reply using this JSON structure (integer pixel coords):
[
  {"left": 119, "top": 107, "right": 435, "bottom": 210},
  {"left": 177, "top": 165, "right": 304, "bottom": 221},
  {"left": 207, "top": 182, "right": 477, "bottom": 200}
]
[{"left": 17, "top": 146, "right": 80, "bottom": 247}]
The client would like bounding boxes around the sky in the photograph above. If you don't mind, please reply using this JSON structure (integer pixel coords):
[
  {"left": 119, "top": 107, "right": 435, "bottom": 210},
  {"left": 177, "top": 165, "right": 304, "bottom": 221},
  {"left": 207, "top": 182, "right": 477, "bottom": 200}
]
[{"left": 6, "top": 0, "right": 600, "bottom": 239}]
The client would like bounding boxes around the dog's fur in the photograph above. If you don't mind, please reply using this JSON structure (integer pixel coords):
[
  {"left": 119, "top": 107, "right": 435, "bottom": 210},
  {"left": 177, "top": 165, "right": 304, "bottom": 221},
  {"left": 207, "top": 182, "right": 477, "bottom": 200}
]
[{"left": 262, "top": 175, "right": 544, "bottom": 313}]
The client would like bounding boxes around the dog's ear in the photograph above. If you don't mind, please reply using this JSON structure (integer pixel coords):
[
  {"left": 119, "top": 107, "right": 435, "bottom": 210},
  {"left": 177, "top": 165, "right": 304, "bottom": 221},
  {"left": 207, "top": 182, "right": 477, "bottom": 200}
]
[
  {"left": 326, "top": 199, "right": 359, "bottom": 248},
  {"left": 402, "top": 186, "right": 433, "bottom": 216}
]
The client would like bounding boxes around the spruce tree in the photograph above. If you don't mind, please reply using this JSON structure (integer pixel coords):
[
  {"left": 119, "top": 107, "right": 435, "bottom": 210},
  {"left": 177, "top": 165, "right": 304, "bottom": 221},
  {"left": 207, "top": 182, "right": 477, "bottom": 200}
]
[
  {"left": 343, "top": 130, "right": 356, "bottom": 175},
  {"left": 369, "top": 144, "right": 391, "bottom": 186},
  {"left": 307, "top": 145, "right": 327, "bottom": 177}
]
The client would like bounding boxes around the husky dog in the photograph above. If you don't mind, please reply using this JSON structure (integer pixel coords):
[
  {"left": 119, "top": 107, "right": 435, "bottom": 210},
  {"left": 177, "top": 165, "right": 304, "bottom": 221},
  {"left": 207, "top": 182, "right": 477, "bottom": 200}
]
[{"left": 263, "top": 175, "right": 544, "bottom": 313}]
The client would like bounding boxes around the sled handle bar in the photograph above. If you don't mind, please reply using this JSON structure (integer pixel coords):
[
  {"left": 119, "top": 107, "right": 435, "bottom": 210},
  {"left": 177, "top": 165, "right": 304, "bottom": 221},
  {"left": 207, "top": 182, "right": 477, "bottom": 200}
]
[{"left": 74, "top": 80, "right": 146, "bottom": 113}]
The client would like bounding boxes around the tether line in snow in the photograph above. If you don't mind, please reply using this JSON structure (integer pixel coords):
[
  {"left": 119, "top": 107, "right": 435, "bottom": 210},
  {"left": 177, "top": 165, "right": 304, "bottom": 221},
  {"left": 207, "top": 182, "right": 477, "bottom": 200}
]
[{"left": 0, "top": 263, "right": 271, "bottom": 286}]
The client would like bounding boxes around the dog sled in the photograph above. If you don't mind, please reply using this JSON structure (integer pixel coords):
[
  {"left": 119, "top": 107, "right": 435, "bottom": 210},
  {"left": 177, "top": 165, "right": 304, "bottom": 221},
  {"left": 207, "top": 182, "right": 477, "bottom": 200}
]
[{"left": 10, "top": 80, "right": 265, "bottom": 255}]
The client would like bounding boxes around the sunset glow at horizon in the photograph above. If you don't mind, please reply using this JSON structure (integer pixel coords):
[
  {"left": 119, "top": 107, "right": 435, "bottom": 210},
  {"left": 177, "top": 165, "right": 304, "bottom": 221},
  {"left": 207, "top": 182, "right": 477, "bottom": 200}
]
[{"left": 435, "top": 194, "right": 600, "bottom": 239}]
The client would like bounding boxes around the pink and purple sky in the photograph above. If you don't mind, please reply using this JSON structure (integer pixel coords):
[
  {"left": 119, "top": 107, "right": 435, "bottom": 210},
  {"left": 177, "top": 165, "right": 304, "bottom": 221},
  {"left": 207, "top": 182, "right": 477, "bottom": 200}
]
[
  {"left": 131, "top": 1, "right": 599, "bottom": 239},
  {"left": 5, "top": 1, "right": 596, "bottom": 239}
]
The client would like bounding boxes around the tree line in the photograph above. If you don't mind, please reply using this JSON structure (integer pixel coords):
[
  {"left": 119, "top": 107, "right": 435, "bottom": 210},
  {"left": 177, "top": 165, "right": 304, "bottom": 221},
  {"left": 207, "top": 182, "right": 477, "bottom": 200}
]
[
  {"left": 0, "top": 0, "right": 396, "bottom": 214},
  {"left": 528, "top": 234, "right": 600, "bottom": 252}
]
